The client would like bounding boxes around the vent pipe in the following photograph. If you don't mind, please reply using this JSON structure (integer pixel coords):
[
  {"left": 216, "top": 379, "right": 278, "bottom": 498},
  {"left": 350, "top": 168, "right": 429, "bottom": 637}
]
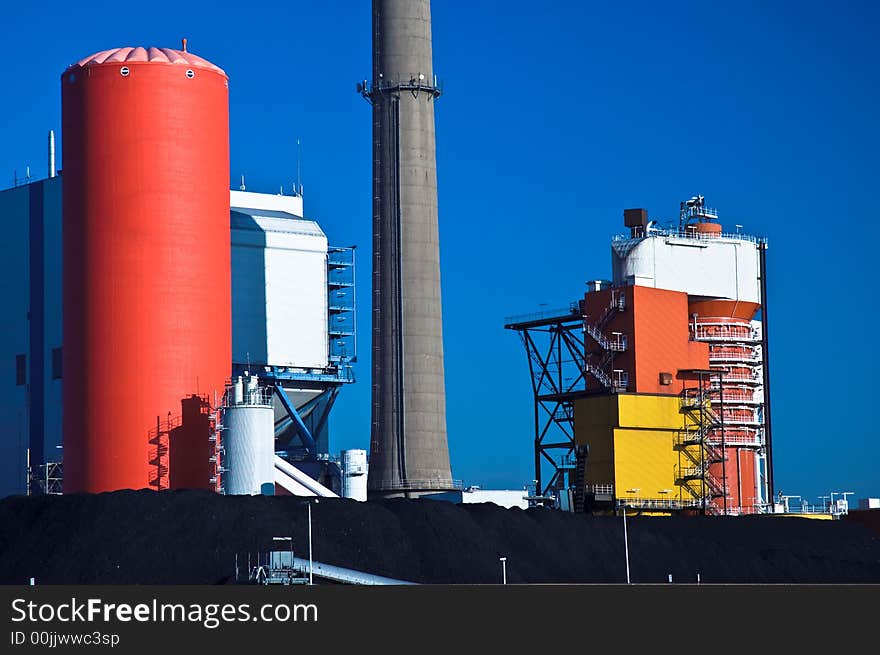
[{"left": 48, "top": 130, "right": 56, "bottom": 178}]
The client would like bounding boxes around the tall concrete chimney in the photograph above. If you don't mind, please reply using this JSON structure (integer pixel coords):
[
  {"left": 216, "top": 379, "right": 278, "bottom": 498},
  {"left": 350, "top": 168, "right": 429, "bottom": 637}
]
[{"left": 364, "top": 0, "right": 454, "bottom": 497}]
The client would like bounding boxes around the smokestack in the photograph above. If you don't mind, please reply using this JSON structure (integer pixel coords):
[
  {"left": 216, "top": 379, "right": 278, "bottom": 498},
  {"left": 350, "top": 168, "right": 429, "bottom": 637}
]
[
  {"left": 48, "top": 130, "right": 55, "bottom": 178},
  {"left": 366, "top": 0, "right": 454, "bottom": 497}
]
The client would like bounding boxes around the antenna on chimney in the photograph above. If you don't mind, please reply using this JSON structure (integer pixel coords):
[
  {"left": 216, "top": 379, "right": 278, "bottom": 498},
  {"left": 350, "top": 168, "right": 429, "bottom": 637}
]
[{"left": 296, "top": 138, "right": 303, "bottom": 196}]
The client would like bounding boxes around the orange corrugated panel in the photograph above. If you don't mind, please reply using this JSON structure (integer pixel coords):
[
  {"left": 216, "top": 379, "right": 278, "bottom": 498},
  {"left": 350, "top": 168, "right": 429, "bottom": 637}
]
[
  {"left": 737, "top": 450, "right": 758, "bottom": 512},
  {"left": 631, "top": 286, "right": 709, "bottom": 394},
  {"left": 583, "top": 287, "right": 636, "bottom": 392},
  {"left": 582, "top": 285, "right": 711, "bottom": 394},
  {"left": 61, "top": 48, "right": 231, "bottom": 493},
  {"left": 709, "top": 447, "right": 759, "bottom": 514},
  {"left": 689, "top": 300, "right": 760, "bottom": 320}
]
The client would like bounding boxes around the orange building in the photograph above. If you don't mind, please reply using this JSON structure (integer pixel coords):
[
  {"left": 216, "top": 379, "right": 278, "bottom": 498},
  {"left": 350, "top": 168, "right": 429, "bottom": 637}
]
[
  {"left": 573, "top": 197, "right": 772, "bottom": 515},
  {"left": 581, "top": 285, "right": 709, "bottom": 394}
]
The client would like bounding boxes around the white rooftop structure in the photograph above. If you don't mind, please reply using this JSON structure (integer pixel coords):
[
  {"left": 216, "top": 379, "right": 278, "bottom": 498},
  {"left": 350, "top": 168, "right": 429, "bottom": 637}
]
[
  {"left": 231, "top": 189, "right": 304, "bottom": 218},
  {"left": 611, "top": 231, "right": 762, "bottom": 304},
  {"left": 230, "top": 190, "right": 328, "bottom": 371}
]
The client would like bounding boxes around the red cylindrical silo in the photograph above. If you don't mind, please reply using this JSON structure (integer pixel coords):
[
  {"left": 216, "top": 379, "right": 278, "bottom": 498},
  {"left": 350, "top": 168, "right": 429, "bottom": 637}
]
[{"left": 61, "top": 46, "right": 231, "bottom": 493}]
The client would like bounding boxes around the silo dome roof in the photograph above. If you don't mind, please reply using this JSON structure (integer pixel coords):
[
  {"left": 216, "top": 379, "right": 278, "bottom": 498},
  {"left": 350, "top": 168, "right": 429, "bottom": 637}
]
[{"left": 68, "top": 46, "right": 225, "bottom": 75}]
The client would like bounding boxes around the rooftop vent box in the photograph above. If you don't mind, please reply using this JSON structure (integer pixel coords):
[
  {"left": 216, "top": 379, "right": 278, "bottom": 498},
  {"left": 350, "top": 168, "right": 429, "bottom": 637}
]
[
  {"left": 586, "top": 280, "right": 612, "bottom": 292},
  {"left": 624, "top": 208, "right": 648, "bottom": 228}
]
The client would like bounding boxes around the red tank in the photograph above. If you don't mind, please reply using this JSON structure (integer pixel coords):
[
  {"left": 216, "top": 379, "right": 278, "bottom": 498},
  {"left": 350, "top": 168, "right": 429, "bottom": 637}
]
[{"left": 62, "top": 46, "right": 231, "bottom": 493}]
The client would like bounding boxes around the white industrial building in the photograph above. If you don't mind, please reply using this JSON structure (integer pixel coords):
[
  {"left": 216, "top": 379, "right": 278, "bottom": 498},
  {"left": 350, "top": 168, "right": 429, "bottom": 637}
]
[
  {"left": 612, "top": 230, "right": 761, "bottom": 305},
  {"left": 230, "top": 190, "right": 329, "bottom": 371},
  {"left": 425, "top": 488, "right": 530, "bottom": 510}
]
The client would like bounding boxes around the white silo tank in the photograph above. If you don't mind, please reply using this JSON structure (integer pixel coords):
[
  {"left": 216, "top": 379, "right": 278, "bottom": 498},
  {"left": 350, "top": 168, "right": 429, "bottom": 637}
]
[
  {"left": 224, "top": 400, "right": 275, "bottom": 495},
  {"left": 341, "top": 449, "right": 368, "bottom": 501}
]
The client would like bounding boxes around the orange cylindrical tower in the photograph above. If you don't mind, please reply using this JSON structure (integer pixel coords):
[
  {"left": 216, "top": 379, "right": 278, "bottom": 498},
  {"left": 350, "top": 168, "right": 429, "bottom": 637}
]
[
  {"left": 62, "top": 47, "right": 231, "bottom": 493},
  {"left": 690, "top": 300, "right": 763, "bottom": 514}
]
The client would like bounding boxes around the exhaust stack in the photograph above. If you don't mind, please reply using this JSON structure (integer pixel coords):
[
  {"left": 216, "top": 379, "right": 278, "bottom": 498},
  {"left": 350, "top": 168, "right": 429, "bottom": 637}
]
[{"left": 364, "top": 0, "right": 454, "bottom": 497}]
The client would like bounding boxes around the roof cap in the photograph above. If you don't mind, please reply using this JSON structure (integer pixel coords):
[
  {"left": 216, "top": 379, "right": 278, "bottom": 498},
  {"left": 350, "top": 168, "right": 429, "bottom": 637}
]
[{"left": 67, "top": 46, "right": 225, "bottom": 76}]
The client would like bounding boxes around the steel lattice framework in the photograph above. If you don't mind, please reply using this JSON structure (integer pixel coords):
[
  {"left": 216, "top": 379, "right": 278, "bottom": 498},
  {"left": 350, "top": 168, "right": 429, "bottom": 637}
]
[{"left": 505, "top": 305, "right": 590, "bottom": 498}]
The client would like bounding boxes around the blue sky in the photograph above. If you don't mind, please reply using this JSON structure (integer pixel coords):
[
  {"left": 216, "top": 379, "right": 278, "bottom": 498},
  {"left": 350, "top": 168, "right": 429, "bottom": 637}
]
[{"left": 2, "top": 1, "right": 878, "bottom": 505}]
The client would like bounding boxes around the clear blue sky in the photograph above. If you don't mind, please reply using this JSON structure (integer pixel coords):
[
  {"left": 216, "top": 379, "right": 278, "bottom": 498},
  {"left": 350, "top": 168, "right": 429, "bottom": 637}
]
[{"left": 2, "top": 1, "right": 877, "bottom": 505}]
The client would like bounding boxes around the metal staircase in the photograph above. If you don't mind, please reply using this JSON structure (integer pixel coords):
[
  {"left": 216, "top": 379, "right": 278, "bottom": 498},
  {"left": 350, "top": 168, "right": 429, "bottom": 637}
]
[
  {"left": 677, "top": 388, "right": 729, "bottom": 511},
  {"left": 583, "top": 290, "right": 628, "bottom": 391},
  {"left": 583, "top": 323, "right": 627, "bottom": 353},
  {"left": 584, "top": 361, "right": 612, "bottom": 388},
  {"left": 595, "top": 289, "right": 625, "bottom": 329},
  {"left": 209, "top": 407, "right": 224, "bottom": 493},
  {"left": 572, "top": 444, "right": 590, "bottom": 513}
]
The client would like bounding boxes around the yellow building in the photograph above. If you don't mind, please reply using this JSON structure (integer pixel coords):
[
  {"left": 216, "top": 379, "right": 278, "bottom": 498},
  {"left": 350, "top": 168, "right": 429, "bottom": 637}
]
[{"left": 573, "top": 393, "right": 708, "bottom": 513}]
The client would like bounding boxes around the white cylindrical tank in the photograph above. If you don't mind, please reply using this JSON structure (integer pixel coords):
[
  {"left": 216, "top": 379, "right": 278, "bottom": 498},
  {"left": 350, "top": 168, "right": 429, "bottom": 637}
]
[
  {"left": 224, "top": 403, "right": 274, "bottom": 495},
  {"left": 341, "top": 449, "right": 368, "bottom": 501}
]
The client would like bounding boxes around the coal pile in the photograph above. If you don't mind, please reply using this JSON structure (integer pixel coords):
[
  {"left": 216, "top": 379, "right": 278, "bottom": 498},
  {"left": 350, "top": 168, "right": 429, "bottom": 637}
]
[
  {"left": 1, "top": 491, "right": 878, "bottom": 584},
  {"left": 848, "top": 509, "right": 880, "bottom": 537}
]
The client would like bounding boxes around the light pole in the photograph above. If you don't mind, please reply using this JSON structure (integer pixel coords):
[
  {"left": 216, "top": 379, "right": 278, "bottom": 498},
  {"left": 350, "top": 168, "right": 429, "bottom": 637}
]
[
  {"left": 623, "top": 488, "right": 639, "bottom": 584},
  {"left": 622, "top": 504, "right": 630, "bottom": 584},
  {"left": 499, "top": 557, "right": 507, "bottom": 585},
  {"left": 308, "top": 500, "right": 314, "bottom": 585}
]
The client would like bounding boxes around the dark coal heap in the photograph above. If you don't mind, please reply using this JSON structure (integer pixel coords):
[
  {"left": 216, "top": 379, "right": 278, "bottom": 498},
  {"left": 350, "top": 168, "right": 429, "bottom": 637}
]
[{"left": 1, "top": 491, "right": 878, "bottom": 584}]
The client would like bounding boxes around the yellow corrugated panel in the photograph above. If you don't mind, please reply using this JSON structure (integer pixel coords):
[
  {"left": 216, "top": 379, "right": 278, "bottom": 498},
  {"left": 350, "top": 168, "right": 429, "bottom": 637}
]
[
  {"left": 574, "top": 395, "right": 617, "bottom": 486},
  {"left": 583, "top": 427, "right": 614, "bottom": 489},
  {"left": 573, "top": 395, "right": 618, "bottom": 435},
  {"left": 617, "top": 394, "right": 681, "bottom": 429},
  {"left": 574, "top": 393, "right": 704, "bottom": 506},
  {"left": 614, "top": 428, "right": 678, "bottom": 501}
]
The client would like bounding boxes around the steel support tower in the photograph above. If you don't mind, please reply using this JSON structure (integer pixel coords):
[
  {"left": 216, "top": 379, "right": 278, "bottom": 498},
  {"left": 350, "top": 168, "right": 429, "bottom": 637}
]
[
  {"left": 360, "top": 0, "right": 455, "bottom": 497},
  {"left": 504, "top": 305, "right": 589, "bottom": 499}
]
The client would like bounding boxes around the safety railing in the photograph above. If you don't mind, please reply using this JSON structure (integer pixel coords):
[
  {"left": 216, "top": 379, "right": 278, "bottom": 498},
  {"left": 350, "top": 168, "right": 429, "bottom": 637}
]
[
  {"left": 223, "top": 385, "right": 273, "bottom": 407},
  {"left": 376, "top": 479, "right": 465, "bottom": 491},
  {"left": 504, "top": 305, "right": 579, "bottom": 326},
  {"left": 612, "top": 228, "right": 764, "bottom": 245},
  {"left": 704, "top": 431, "right": 764, "bottom": 447},
  {"left": 680, "top": 390, "right": 713, "bottom": 412},
  {"left": 611, "top": 370, "right": 629, "bottom": 391},
  {"left": 709, "top": 372, "right": 762, "bottom": 383},
  {"left": 692, "top": 326, "right": 760, "bottom": 343},
  {"left": 675, "top": 429, "right": 702, "bottom": 446},
  {"left": 618, "top": 497, "right": 702, "bottom": 510},
  {"left": 711, "top": 395, "right": 762, "bottom": 406},
  {"left": 583, "top": 323, "right": 627, "bottom": 353},
  {"left": 709, "top": 350, "right": 761, "bottom": 363},
  {"left": 360, "top": 74, "right": 444, "bottom": 99},
  {"left": 717, "top": 415, "right": 761, "bottom": 427},
  {"left": 591, "top": 290, "right": 626, "bottom": 329},
  {"left": 678, "top": 465, "right": 709, "bottom": 479}
]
